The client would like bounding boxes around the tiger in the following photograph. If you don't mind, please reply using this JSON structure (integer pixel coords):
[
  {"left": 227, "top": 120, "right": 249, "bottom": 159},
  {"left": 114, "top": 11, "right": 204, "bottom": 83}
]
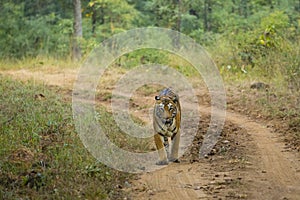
[{"left": 153, "top": 88, "right": 181, "bottom": 165}]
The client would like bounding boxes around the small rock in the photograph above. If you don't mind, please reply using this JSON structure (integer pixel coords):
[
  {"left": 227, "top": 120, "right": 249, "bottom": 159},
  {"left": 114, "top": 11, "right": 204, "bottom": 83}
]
[
  {"left": 148, "top": 190, "right": 155, "bottom": 195},
  {"left": 262, "top": 170, "right": 267, "bottom": 173},
  {"left": 184, "top": 183, "right": 193, "bottom": 188},
  {"left": 209, "top": 181, "right": 216, "bottom": 185},
  {"left": 224, "top": 177, "right": 233, "bottom": 183},
  {"left": 250, "top": 82, "right": 269, "bottom": 90},
  {"left": 138, "top": 166, "right": 146, "bottom": 170},
  {"left": 222, "top": 140, "right": 230, "bottom": 144},
  {"left": 215, "top": 185, "right": 224, "bottom": 190},
  {"left": 209, "top": 149, "right": 217, "bottom": 155},
  {"left": 238, "top": 194, "right": 248, "bottom": 199},
  {"left": 124, "top": 181, "right": 131, "bottom": 188},
  {"left": 117, "top": 184, "right": 122, "bottom": 189},
  {"left": 194, "top": 186, "right": 202, "bottom": 190}
]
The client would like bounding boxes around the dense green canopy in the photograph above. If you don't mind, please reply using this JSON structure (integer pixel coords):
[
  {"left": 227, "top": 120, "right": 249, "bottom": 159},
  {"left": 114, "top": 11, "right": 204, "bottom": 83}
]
[{"left": 0, "top": 0, "right": 299, "bottom": 59}]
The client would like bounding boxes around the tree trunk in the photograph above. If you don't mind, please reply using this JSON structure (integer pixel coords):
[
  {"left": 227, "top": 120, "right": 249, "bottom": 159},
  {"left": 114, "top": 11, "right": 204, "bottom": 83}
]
[
  {"left": 177, "top": 0, "right": 181, "bottom": 32},
  {"left": 73, "top": 0, "right": 82, "bottom": 61},
  {"left": 204, "top": 0, "right": 212, "bottom": 31},
  {"left": 204, "top": 0, "right": 208, "bottom": 31},
  {"left": 91, "top": 3, "right": 97, "bottom": 36},
  {"left": 173, "top": 0, "right": 181, "bottom": 48}
]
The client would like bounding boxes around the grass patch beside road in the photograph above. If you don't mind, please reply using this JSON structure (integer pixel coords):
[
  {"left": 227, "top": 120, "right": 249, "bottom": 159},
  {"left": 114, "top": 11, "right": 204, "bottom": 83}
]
[{"left": 0, "top": 76, "right": 132, "bottom": 199}]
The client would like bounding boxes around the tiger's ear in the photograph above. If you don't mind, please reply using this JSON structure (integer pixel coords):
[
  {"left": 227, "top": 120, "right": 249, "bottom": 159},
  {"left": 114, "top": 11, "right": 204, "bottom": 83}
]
[
  {"left": 172, "top": 95, "right": 178, "bottom": 102},
  {"left": 155, "top": 96, "right": 160, "bottom": 101}
]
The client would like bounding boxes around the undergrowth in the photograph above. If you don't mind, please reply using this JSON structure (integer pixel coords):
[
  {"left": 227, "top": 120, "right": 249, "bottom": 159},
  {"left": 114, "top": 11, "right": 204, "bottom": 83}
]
[
  {"left": 225, "top": 78, "right": 300, "bottom": 150},
  {"left": 0, "top": 56, "right": 79, "bottom": 71},
  {"left": 0, "top": 76, "right": 132, "bottom": 199}
]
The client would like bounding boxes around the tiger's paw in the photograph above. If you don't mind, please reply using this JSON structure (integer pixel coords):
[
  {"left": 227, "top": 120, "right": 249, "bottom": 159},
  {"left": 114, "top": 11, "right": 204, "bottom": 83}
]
[
  {"left": 169, "top": 158, "right": 180, "bottom": 163},
  {"left": 156, "top": 160, "right": 169, "bottom": 165}
]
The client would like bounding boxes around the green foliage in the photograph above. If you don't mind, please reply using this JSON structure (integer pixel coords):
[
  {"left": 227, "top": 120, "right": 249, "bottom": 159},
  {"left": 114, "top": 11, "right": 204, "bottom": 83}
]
[
  {"left": 258, "top": 11, "right": 289, "bottom": 47},
  {"left": 0, "top": 2, "right": 73, "bottom": 59},
  {"left": 143, "top": 0, "right": 180, "bottom": 28},
  {"left": 119, "top": 49, "right": 169, "bottom": 69},
  {"left": 211, "top": 9, "right": 299, "bottom": 91},
  {"left": 280, "top": 41, "right": 300, "bottom": 91},
  {"left": 84, "top": 0, "right": 139, "bottom": 38},
  {"left": 0, "top": 0, "right": 299, "bottom": 90}
]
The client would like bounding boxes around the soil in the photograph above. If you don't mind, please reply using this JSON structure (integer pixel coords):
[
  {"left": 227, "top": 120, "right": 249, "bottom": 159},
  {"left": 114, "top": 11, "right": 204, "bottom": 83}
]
[{"left": 1, "top": 68, "right": 300, "bottom": 200}]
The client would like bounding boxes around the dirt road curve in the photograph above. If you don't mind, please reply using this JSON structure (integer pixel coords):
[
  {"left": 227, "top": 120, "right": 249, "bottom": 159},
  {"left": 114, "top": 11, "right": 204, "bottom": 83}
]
[
  {"left": 129, "top": 107, "right": 300, "bottom": 200},
  {"left": 226, "top": 111, "right": 300, "bottom": 200},
  {"left": 1, "top": 69, "right": 300, "bottom": 199}
]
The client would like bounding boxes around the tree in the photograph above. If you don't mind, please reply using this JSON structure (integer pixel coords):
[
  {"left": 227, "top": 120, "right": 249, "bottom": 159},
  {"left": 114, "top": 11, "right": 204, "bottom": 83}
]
[
  {"left": 73, "top": 0, "right": 83, "bottom": 61},
  {"left": 145, "top": 0, "right": 179, "bottom": 29},
  {"left": 203, "top": 0, "right": 213, "bottom": 31},
  {"left": 84, "top": 0, "right": 138, "bottom": 38}
]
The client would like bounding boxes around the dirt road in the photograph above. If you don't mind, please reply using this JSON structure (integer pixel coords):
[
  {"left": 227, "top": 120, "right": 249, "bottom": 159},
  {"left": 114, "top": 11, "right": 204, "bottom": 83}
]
[
  {"left": 127, "top": 105, "right": 300, "bottom": 200},
  {"left": 1, "top": 68, "right": 300, "bottom": 199}
]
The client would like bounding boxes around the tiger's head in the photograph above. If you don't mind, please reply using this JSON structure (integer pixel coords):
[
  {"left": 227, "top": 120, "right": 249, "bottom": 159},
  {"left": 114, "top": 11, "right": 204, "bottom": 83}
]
[
  {"left": 153, "top": 89, "right": 181, "bottom": 137},
  {"left": 154, "top": 96, "right": 178, "bottom": 125}
]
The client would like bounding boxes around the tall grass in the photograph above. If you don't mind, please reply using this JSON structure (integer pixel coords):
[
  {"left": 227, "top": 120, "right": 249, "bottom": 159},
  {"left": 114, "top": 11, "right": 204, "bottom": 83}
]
[
  {"left": 0, "top": 77, "right": 132, "bottom": 199},
  {"left": 0, "top": 56, "right": 79, "bottom": 71}
]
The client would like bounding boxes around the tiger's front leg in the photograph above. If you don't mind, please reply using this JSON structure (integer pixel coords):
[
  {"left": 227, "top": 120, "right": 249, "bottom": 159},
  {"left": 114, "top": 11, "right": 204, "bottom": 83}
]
[
  {"left": 154, "top": 133, "right": 168, "bottom": 165},
  {"left": 169, "top": 131, "right": 180, "bottom": 163}
]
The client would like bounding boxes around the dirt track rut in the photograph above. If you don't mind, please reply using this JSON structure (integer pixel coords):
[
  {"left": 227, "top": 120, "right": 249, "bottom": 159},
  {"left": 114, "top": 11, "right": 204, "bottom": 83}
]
[{"left": 221, "top": 110, "right": 300, "bottom": 199}]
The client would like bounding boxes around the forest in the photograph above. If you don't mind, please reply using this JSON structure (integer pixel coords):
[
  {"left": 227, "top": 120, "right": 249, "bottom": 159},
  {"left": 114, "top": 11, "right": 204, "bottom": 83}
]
[
  {"left": 1, "top": 0, "right": 300, "bottom": 199},
  {"left": 0, "top": 0, "right": 299, "bottom": 89}
]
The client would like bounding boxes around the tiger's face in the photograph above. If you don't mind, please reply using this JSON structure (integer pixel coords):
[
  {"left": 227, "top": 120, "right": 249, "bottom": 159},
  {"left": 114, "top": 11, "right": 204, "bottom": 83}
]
[
  {"left": 153, "top": 94, "right": 181, "bottom": 138},
  {"left": 154, "top": 97, "right": 177, "bottom": 127}
]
